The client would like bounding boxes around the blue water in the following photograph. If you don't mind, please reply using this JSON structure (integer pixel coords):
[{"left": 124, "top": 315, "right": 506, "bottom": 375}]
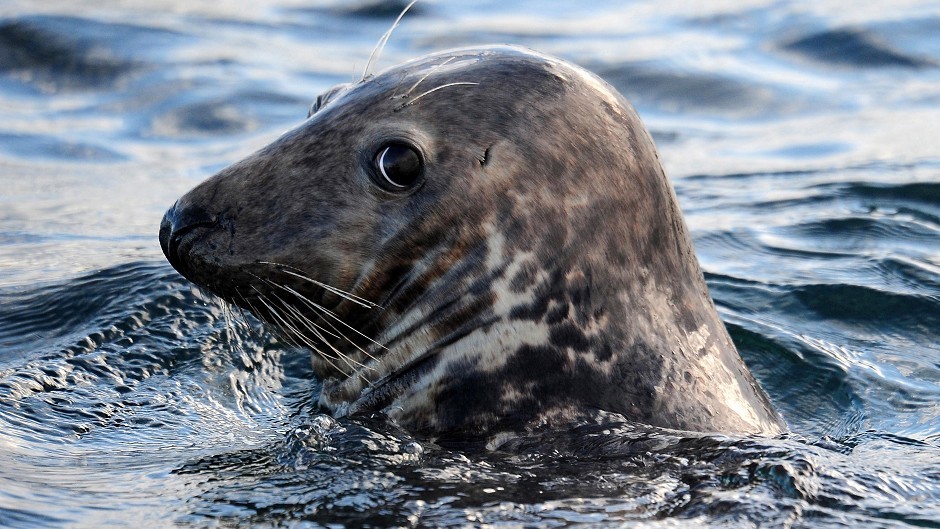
[{"left": 1, "top": 1, "right": 939, "bottom": 527}]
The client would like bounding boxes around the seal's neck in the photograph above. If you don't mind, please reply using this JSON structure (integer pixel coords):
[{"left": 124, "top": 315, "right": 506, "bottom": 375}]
[
  {"left": 318, "top": 231, "right": 501, "bottom": 418},
  {"left": 320, "top": 223, "right": 783, "bottom": 439}
]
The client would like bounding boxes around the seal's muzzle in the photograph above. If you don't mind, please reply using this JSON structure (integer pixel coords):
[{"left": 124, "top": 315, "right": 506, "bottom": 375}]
[{"left": 159, "top": 201, "right": 217, "bottom": 280}]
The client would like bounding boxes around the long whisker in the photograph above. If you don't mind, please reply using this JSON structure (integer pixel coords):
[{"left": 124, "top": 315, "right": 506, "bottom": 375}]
[
  {"left": 242, "top": 285, "right": 302, "bottom": 340},
  {"left": 227, "top": 301, "right": 250, "bottom": 354},
  {"left": 237, "top": 290, "right": 271, "bottom": 327},
  {"left": 267, "top": 317, "right": 354, "bottom": 382},
  {"left": 248, "top": 286, "right": 360, "bottom": 381},
  {"left": 247, "top": 272, "right": 386, "bottom": 359},
  {"left": 239, "top": 289, "right": 304, "bottom": 349},
  {"left": 257, "top": 261, "right": 380, "bottom": 308},
  {"left": 220, "top": 301, "right": 234, "bottom": 343},
  {"left": 399, "top": 82, "right": 479, "bottom": 109},
  {"left": 249, "top": 284, "right": 373, "bottom": 383},
  {"left": 362, "top": 0, "right": 418, "bottom": 80},
  {"left": 226, "top": 300, "right": 254, "bottom": 341},
  {"left": 265, "top": 281, "right": 384, "bottom": 364},
  {"left": 239, "top": 288, "right": 305, "bottom": 347},
  {"left": 264, "top": 278, "right": 387, "bottom": 353},
  {"left": 233, "top": 289, "right": 271, "bottom": 342},
  {"left": 230, "top": 303, "right": 252, "bottom": 331},
  {"left": 403, "top": 56, "right": 456, "bottom": 97},
  {"left": 273, "top": 299, "right": 345, "bottom": 343},
  {"left": 268, "top": 290, "right": 374, "bottom": 373}
]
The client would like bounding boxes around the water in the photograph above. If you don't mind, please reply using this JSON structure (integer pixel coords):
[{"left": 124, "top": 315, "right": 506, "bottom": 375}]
[{"left": 1, "top": 0, "right": 938, "bottom": 526}]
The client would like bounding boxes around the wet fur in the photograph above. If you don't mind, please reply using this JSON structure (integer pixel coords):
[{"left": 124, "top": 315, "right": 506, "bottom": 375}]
[{"left": 160, "top": 46, "right": 785, "bottom": 440}]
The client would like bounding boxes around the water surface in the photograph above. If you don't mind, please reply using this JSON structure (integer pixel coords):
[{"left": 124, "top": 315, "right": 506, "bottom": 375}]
[{"left": 1, "top": 1, "right": 939, "bottom": 527}]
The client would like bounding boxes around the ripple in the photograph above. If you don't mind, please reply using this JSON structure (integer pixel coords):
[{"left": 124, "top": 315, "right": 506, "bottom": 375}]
[
  {"left": 328, "top": 0, "right": 430, "bottom": 19},
  {"left": 149, "top": 98, "right": 257, "bottom": 138},
  {"left": 793, "top": 283, "right": 940, "bottom": 334},
  {"left": 779, "top": 28, "right": 936, "bottom": 69},
  {"left": 0, "top": 1, "right": 939, "bottom": 527},
  {"left": 0, "top": 133, "right": 125, "bottom": 162},
  {"left": 0, "top": 262, "right": 181, "bottom": 355},
  {"left": 726, "top": 322, "right": 864, "bottom": 439},
  {"left": 0, "top": 16, "right": 159, "bottom": 92},
  {"left": 842, "top": 180, "right": 940, "bottom": 205},
  {"left": 878, "top": 256, "right": 940, "bottom": 291},
  {"left": 0, "top": 261, "right": 294, "bottom": 453},
  {"left": 776, "top": 216, "right": 940, "bottom": 257},
  {"left": 142, "top": 89, "right": 306, "bottom": 140},
  {"left": 597, "top": 62, "right": 800, "bottom": 118}
]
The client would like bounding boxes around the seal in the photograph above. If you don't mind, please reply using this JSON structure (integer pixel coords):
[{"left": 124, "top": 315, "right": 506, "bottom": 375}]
[{"left": 159, "top": 45, "right": 786, "bottom": 440}]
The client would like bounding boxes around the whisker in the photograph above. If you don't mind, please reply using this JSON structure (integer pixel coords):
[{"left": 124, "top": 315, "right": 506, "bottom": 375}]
[
  {"left": 362, "top": 0, "right": 418, "bottom": 80},
  {"left": 237, "top": 291, "right": 271, "bottom": 327},
  {"left": 299, "top": 302, "right": 382, "bottom": 363},
  {"left": 257, "top": 261, "right": 380, "bottom": 308},
  {"left": 239, "top": 289, "right": 318, "bottom": 356},
  {"left": 403, "top": 56, "right": 456, "bottom": 97},
  {"left": 262, "top": 277, "right": 388, "bottom": 353},
  {"left": 231, "top": 305, "right": 253, "bottom": 332},
  {"left": 249, "top": 273, "right": 386, "bottom": 361},
  {"left": 248, "top": 286, "right": 359, "bottom": 380},
  {"left": 249, "top": 284, "right": 373, "bottom": 383},
  {"left": 233, "top": 289, "right": 271, "bottom": 342},
  {"left": 268, "top": 282, "right": 383, "bottom": 364},
  {"left": 249, "top": 286, "right": 329, "bottom": 356},
  {"left": 240, "top": 291, "right": 299, "bottom": 346},
  {"left": 223, "top": 292, "right": 252, "bottom": 331},
  {"left": 268, "top": 321, "right": 352, "bottom": 382},
  {"left": 227, "top": 300, "right": 252, "bottom": 336},
  {"left": 221, "top": 301, "right": 246, "bottom": 351},
  {"left": 399, "top": 82, "right": 479, "bottom": 108},
  {"left": 262, "top": 286, "right": 343, "bottom": 343},
  {"left": 276, "top": 301, "right": 344, "bottom": 342},
  {"left": 268, "top": 290, "right": 374, "bottom": 373}
]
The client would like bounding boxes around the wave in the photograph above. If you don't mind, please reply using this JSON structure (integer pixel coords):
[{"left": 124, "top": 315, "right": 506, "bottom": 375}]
[{"left": 780, "top": 27, "right": 936, "bottom": 69}]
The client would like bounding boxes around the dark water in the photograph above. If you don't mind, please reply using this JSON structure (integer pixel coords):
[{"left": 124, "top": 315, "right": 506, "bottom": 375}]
[{"left": 1, "top": 1, "right": 939, "bottom": 527}]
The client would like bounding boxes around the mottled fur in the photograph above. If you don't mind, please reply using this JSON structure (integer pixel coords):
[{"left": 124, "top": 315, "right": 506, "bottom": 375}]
[{"left": 160, "top": 46, "right": 785, "bottom": 441}]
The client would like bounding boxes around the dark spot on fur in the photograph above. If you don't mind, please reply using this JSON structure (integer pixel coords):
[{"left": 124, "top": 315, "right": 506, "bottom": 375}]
[
  {"left": 594, "top": 340, "right": 614, "bottom": 362},
  {"left": 509, "top": 260, "right": 541, "bottom": 293},
  {"left": 549, "top": 322, "right": 590, "bottom": 352},
  {"left": 509, "top": 295, "right": 550, "bottom": 321}
]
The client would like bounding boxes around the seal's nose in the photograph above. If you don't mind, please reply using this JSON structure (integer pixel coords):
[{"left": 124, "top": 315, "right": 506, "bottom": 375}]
[{"left": 159, "top": 201, "right": 216, "bottom": 274}]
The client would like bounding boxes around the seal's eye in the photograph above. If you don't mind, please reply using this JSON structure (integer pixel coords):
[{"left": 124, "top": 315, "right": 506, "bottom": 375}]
[{"left": 374, "top": 144, "right": 423, "bottom": 191}]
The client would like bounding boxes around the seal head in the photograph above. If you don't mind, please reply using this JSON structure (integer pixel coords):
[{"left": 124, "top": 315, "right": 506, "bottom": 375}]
[{"left": 160, "top": 46, "right": 785, "bottom": 439}]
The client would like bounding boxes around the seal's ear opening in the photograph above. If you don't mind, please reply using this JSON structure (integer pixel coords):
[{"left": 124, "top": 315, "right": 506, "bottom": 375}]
[
  {"left": 308, "top": 83, "right": 351, "bottom": 118},
  {"left": 307, "top": 95, "right": 324, "bottom": 118},
  {"left": 478, "top": 146, "right": 493, "bottom": 167}
]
